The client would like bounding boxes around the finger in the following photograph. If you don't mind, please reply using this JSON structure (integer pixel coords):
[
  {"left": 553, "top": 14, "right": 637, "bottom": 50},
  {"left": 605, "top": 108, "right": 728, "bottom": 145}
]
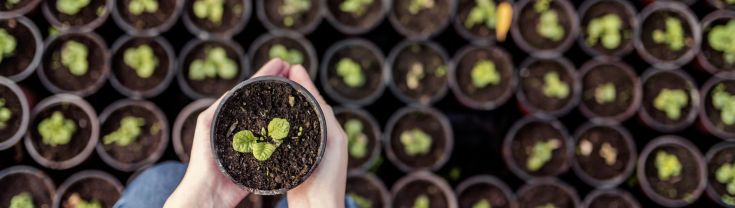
[{"left": 251, "top": 58, "right": 290, "bottom": 78}]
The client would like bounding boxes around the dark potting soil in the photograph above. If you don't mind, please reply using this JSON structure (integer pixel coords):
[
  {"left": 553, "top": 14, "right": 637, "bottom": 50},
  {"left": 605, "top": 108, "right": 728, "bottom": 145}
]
[
  {"left": 117, "top": 0, "right": 176, "bottom": 29},
  {"left": 705, "top": 80, "right": 735, "bottom": 136},
  {"left": 520, "top": 60, "right": 575, "bottom": 112},
  {"left": 0, "top": 172, "right": 53, "bottom": 208},
  {"left": 42, "top": 35, "right": 106, "bottom": 92},
  {"left": 581, "top": 0, "right": 633, "bottom": 55},
  {"left": 588, "top": 193, "right": 636, "bottom": 208},
  {"left": 581, "top": 64, "right": 636, "bottom": 117},
  {"left": 327, "top": 0, "right": 383, "bottom": 29},
  {"left": 326, "top": 44, "right": 383, "bottom": 101},
  {"left": 392, "top": 0, "right": 450, "bottom": 36},
  {"left": 517, "top": 0, "right": 573, "bottom": 49},
  {"left": 29, "top": 103, "right": 92, "bottom": 162},
  {"left": 60, "top": 177, "right": 120, "bottom": 208},
  {"left": 575, "top": 126, "right": 631, "bottom": 180},
  {"left": 642, "top": 71, "right": 692, "bottom": 125},
  {"left": 456, "top": 47, "right": 513, "bottom": 103},
  {"left": 640, "top": 11, "right": 694, "bottom": 61},
  {"left": 112, "top": 37, "right": 170, "bottom": 92},
  {"left": 180, "top": 108, "right": 205, "bottom": 161},
  {"left": 47, "top": 0, "right": 107, "bottom": 27},
  {"left": 183, "top": 41, "right": 241, "bottom": 97},
  {"left": 214, "top": 80, "right": 322, "bottom": 191},
  {"left": 393, "top": 180, "right": 448, "bottom": 208},
  {"left": 235, "top": 194, "right": 261, "bottom": 208},
  {"left": 0, "top": 19, "right": 37, "bottom": 78},
  {"left": 186, "top": 0, "right": 244, "bottom": 33},
  {"left": 100, "top": 105, "right": 164, "bottom": 164},
  {"left": 702, "top": 18, "right": 735, "bottom": 72},
  {"left": 518, "top": 184, "right": 576, "bottom": 208},
  {"left": 0, "top": 85, "right": 23, "bottom": 143},
  {"left": 253, "top": 37, "right": 311, "bottom": 76},
  {"left": 644, "top": 144, "right": 702, "bottom": 201},
  {"left": 263, "top": 0, "right": 320, "bottom": 30},
  {"left": 0, "top": 0, "right": 32, "bottom": 11},
  {"left": 456, "top": 0, "right": 497, "bottom": 39},
  {"left": 336, "top": 111, "right": 377, "bottom": 169},
  {"left": 392, "top": 44, "right": 447, "bottom": 103},
  {"left": 390, "top": 111, "right": 447, "bottom": 169},
  {"left": 347, "top": 176, "right": 385, "bottom": 208},
  {"left": 708, "top": 146, "right": 735, "bottom": 201},
  {"left": 458, "top": 183, "right": 511, "bottom": 208},
  {"left": 510, "top": 121, "right": 567, "bottom": 177}
]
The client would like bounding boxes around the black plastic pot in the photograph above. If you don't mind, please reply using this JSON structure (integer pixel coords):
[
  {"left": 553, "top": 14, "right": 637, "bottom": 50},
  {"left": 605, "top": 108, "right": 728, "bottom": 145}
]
[
  {"left": 38, "top": 31, "right": 111, "bottom": 97},
  {"left": 577, "top": 0, "right": 638, "bottom": 58},
  {"left": 335, "top": 106, "right": 381, "bottom": 171},
  {"left": 455, "top": 175, "right": 517, "bottom": 208},
  {"left": 236, "top": 194, "right": 263, "bottom": 208},
  {"left": 390, "top": 171, "right": 458, "bottom": 208},
  {"left": 388, "top": 0, "right": 456, "bottom": 39},
  {"left": 516, "top": 177, "right": 581, "bottom": 208},
  {"left": 111, "top": 0, "right": 184, "bottom": 36},
  {"left": 0, "top": 17, "right": 43, "bottom": 82},
  {"left": 173, "top": 98, "right": 214, "bottom": 163},
  {"left": 248, "top": 31, "right": 318, "bottom": 80},
  {"left": 634, "top": 2, "right": 701, "bottom": 70},
  {"left": 571, "top": 120, "right": 637, "bottom": 188},
  {"left": 386, "top": 40, "right": 451, "bottom": 105},
  {"left": 697, "top": 10, "right": 735, "bottom": 77},
  {"left": 0, "top": 0, "right": 41, "bottom": 18},
  {"left": 42, "top": 0, "right": 112, "bottom": 32},
  {"left": 177, "top": 38, "right": 249, "bottom": 99},
  {"left": 578, "top": 59, "right": 641, "bottom": 122},
  {"left": 583, "top": 188, "right": 641, "bottom": 208},
  {"left": 705, "top": 141, "right": 735, "bottom": 207},
  {"left": 53, "top": 170, "right": 123, "bottom": 208},
  {"left": 257, "top": 0, "right": 322, "bottom": 35},
  {"left": 321, "top": 38, "right": 386, "bottom": 106},
  {"left": 638, "top": 68, "right": 700, "bottom": 133},
  {"left": 323, "top": 0, "right": 388, "bottom": 35},
  {"left": 516, "top": 56, "right": 580, "bottom": 117},
  {"left": 384, "top": 105, "right": 453, "bottom": 172},
  {"left": 0, "top": 76, "right": 30, "bottom": 151},
  {"left": 0, "top": 165, "right": 56, "bottom": 208},
  {"left": 109, "top": 35, "right": 176, "bottom": 99},
  {"left": 347, "top": 171, "right": 391, "bottom": 208},
  {"left": 183, "top": 0, "right": 251, "bottom": 39},
  {"left": 510, "top": 0, "right": 579, "bottom": 58},
  {"left": 699, "top": 76, "right": 735, "bottom": 140},
  {"left": 211, "top": 76, "right": 327, "bottom": 195},
  {"left": 502, "top": 114, "right": 572, "bottom": 181},
  {"left": 450, "top": 44, "right": 516, "bottom": 111}
]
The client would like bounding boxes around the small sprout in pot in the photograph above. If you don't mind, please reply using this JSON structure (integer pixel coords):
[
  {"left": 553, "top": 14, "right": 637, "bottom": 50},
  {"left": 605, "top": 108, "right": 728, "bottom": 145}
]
[
  {"left": 0, "top": 29, "right": 17, "bottom": 64},
  {"left": 716, "top": 161, "right": 735, "bottom": 205},
  {"left": 232, "top": 117, "right": 300, "bottom": 161},
  {"left": 188, "top": 47, "right": 238, "bottom": 81},
  {"left": 406, "top": 62, "right": 445, "bottom": 90},
  {"left": 66, "top": 193, "right": 102, "bottom": 208},
  {"left": 38, "top": 111, "right": 77, "bottom": 147},
  {"left": 279, "top": 0, "right": 311, "bottom": 27},
  {"left": 337, "top": 58, "right": 365, "bottom": 88},
  {"left": 471, "top": 59, "right": 500, "bottom": 88},
  {"left": 103, "top": 116, "right": 145, "bottom": 146},
  {"left": 537, "top": 203, "right": 557, "bottom": 208},
  {"left": 600, "top": 142, "right": 618, "bottom": 165},
  {"left": 350, "top": 193, "right": 372, "bottom": 208},
  {"left": 57, "top": 0, "right": 91, "bottom": 15},
  {"left": 712, "top": 83, "right": 735, "bottom": 125},
  {"left": 10, "top": 192, "right": 33, "bottom": 208},
  {"left": 409, "top": 0, "right": 434, "bottom": 15},
  {"left": 193, "top": 0, "right": 225, "bottom": 25},
  {"left": 527, "top": 139, "right": 560, "bottom": 171},
  {"left": 594, "top": 82, "right": 616, "bottom": 104},
  {"left": 535, "top": 0, "right": 564, "bottom": 42},
  {"left": 542, "top": 71, "right": 569, "bottom": 99},
  {"left": 345, "top": 119, "right": 368, "bottom": 158},
  {"left": 586, "top": 14, "right": 623, "bottom": 49},
  {"left": 340, "top": 0, "right": 373, "bottom": 16},
  {"left": 0, "top": 98, "right": 12, "bottom": 129},
  {"left": 464, "top": 0, "right": 496, "bottom": 30},
  {"left": 124, "top": 44, "right": 159, "bottom": 79},
  {"left": 269, "top": 44, "right": 304, "bottom": 65},
  {"left": 655, "top": 150, "right": 682, "bottom": 181},
  {"left": 60, "top": 40, "right": 89, "bottom": 76},
  {"left": 400, "top": 128, "right": 432, "bottom": 156},
  {"left": 707, "top": 20, "right": 735, "bottom": 65},
  {"left": 472, "top": 199, "right": 490, "bottom": 208},
  {"left": 128, "top": 0, "right": 158, "bottom": 15},
  {"left": 652, "top": 17, "right": 686, "bottom": 51},
  {"left": 653, "top": 88, "right": 688, "bottom": 120},
  {"left": 412, "top": 194, "right": 430, "bottom": 208}
]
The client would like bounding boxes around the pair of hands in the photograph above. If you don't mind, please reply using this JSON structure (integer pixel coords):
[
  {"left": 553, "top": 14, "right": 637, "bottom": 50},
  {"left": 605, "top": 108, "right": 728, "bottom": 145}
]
[{"left": 165, "top": 59, "right": 348, "bottom": 208}]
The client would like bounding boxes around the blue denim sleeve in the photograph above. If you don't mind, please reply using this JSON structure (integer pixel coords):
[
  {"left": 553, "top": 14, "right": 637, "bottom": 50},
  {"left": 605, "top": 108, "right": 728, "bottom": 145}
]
[{"left": 114, "top": 161, "right": 188, "bottom": 208}]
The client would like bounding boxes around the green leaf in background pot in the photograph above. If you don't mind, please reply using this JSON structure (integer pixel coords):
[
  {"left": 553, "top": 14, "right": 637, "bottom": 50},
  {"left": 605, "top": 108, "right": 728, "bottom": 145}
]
[
  {"left": 269, "top": 44, "right": 304, "bottom": 65},
  {"left": 655, "top": 150, "right": 682, "bottom": 181},
  {"left": 708, "top": 20, "right": 735, "bottom": 65},
  {"left": 124, "top": 44, "right": 159, "bottom": 79},
  {"left": 400, "top": 128, "right": 432, "bottom": 156},
  {"left": 60, "top": 40, "right": 89, "bottom": 76},
  {"left": 279, "top": 0, "right": 311, "bottom": 27},
  {"left": 0, "top": 28, "right": 16, "bottom": 64},
  {"left": 128, "top": 0, "right": 158, "bottom": 15},
  {"left": 0, "top": 98, "right": 12, "bottom": 129},
  {"left": 526, "top": 139, "right": 560, "bottom": 171},
  {"left": 103, "top": 116, "right": 145, "bottom": 147},
  {"left": 56, "top": 0, "right": 91, "bottom": 15},
  {"left": 471, "top": 59, "right": 500, "bottom": 88},
  {"left": 38, "top": 111, "right": 77, "bottom": 147},
  {"left": 652, "top": 17, "right": 686, "bottom": 51},
  {"left": 340, "top": 0, "right": 373, "bottom": 16},
  {"left": 542, "top": 71, "right": 570, "bottom": 99},
  {"left": 712, "top": 83, "right": 735, "bottom": 125},
  {"left": 653, "top": 88, "right": 688, "bottom": 120},
  {"left": 464, "top": 0, "right": 497, "bottom": 29},
  {"left": 408, "top": 0, "right": 434, "bottom": 15},
  {"left": 336, "top": 58, "right": 365, "bottom": 88},
  {"left": 586, "top": 14, "right": 623, "bottom": 49},
  {"left": 193, "top": 0, "right": 225, "bottom": 25},
  {"left": 345, "top": 119, "right": 368, "bottom": 158},
  {"left": 9, "top": 192, "right": 33, "bottom": 208}
]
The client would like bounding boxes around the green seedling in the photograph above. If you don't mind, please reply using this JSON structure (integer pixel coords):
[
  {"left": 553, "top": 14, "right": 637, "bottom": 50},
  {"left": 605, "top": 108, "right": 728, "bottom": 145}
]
[
  {"left": 336, "top": 58, "right": 365, "bottom": 88},
  {"left": 269, "top": 44, "right": 304, "bottom": 65},
  {"left": 712, "top": 83, "right": 735, "bottom": 125},
  {"left": 471, "top": 59, "right": 500, "bottom": 88},
  {"left": 232, "top": 118, "right": 294, "bottom": 161},
  {"left": 716, "top": 162, "right": 735, "bottom": 205},
  {"left": 707, "top": 20, "right": 735, "bottom": 65},
  {"left": 534, "top": 0, "right": 564, "bottom": 42},
  {"left": 534, "top": 0, "right": 551, "bottom": 12},
  {"left": 435, "top": 65, "right": 447, "bottom": 77},
  {"left": 655, "top": 150, "right": 682, "bottom": 181},
  {"left": 349, "top": 193, "right": 372, "bottom": 208},
  {"left": 103, "top": 116, "right": 145, "bottom": 147},
  {"left": 193, "top": 0, "right": 225, "bottom": 25},
  {"left": 189, "top": 47, "right": 238, "bottom": 81},
  {"left": 537, "top": 203, "right": 557, "bottom": 208},
  {"left": 409, "top": 0, "right": 434, "bottom": 15},
  {"left": 527, "top": 139, "right": 560, "bottom": 171},
  {"left": 124, "top": 44, "right": 159, "bottom": 79},
  {"left": 340, "top": 0, "right": 373, "bottom": 16},
  {"left": 472, "top": 199, "right": 491, "bottom": 208},
  {"left": 406, "top": 62, "right": 425, "bottom": 90},
  {"left": 9, "top": 192, "right": 33, "bottom": 208},
  {"left": 75, "top": 198, "right": 101, "bottom": 208},
  {"left": 400, "top": 128, "right": 432, "bottom": 156},
  {"left": 728, "top": 0, "right": 735, "bottom": 4},
  {"left": 448, "top": 166, "right": 461, "bottom": 181},
  {"left": 60, "top": 41, "right": 89, "bottom": 76},
  {"left": 0, "top": 29, "right": 17, "bottom": 64},
  {"left": 412, "top": 194, "right": 430, "bottom": 208},
  {"left": 653, "top": 17, "right": 686, "bottom": 51},
  {"left": 345, "top": 119, "right": 369, "bottom": 159},
  {"left": 279, "top": 0, "right": 311, "bottom": 27},
  {"left": 653, "top": 88, "right": 688, "bottom": 120},
  {"left": 57, "top": 0, "right": 90, "bottom": 15},
  {"left": 542, "top": 71, "right": 570, "bottom": 99},
  {"left": 464, "top": 0, "right": 497, "bottom": 29},
  {"left": 0, "top": 98, "right": 12, "bottom": 129},
  {"left": 594, "top": 82, "right": 616, "bottom": 104},
  {"left": 38, "top": 111, "right": 76, "bottom": 147},
  {"left": 5, "top": 0, "right": 20, "bottom": 9},
  {"left": 128, "top": 0, "right": 158, "bottom": 15},
  {"left": 586, "top": 14, "right": 624, "bottom": 49}
]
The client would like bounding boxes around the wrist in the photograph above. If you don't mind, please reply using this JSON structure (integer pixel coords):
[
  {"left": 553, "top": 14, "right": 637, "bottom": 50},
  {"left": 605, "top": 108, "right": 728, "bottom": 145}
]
[{"left": 165, "top": 167, "right": 247, "bottom": 208}]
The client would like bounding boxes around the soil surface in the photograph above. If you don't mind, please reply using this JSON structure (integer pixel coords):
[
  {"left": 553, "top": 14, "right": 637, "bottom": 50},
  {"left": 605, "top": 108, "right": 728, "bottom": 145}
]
[
  {"left": 390, "top": 111, "right": 447, "bottom": 169},
  {"left": 705, "top": 80, "right": 735, "bottom": 135},
  {"left": 520, "top": 59, "right": 575, "bottom": 112},
  {"left": 336, "top": 110, "right": 377, "bottom": 170},
  {"left": 642, "top": 71, "right": 692, "bottom": 126},
  {"left": 100, "top": 105, "right": 164, "bottom": 165},
  {"left": 517, "top": 0, "right": 573, "bottom": 49},
  {"left": 581, "top": 1, "right": 633, "bottom": 55},
  {"left": 180, "top": 108, "right": 205, "bottom": 161},
  {"left": 640, "top": 10, "right": 694, "bottom": 61},
  {"left": 182, "top": 41, "right": 241, "bottom": 97},
  {"left": 392, "top": 44, "right": 447, "bottom": 103},
  {"left": 214, "top": 80, "right": 322, "bottom": 191},
  {"left": 702, "top": 18, "right": 735, "bottom": 72},
  {"left": 29, "top": 103, "right": 92, "bottom": 162},
  {"left": 117, "top": 0, "right": 176, "bottom": 29},
  {"left": 263, "top": 0, "right": 320, "bottom": 30},
  {"left": 518, "top": 183, "right": 576, "bottom": 208},
  {"left": 347, "top": 176, "right": 385, "bottom": 208},
  {"left": 326, "top": 44, "right": 383, "bottom": 102},
  {"left": 186, "top": 0, "right": 244, "bottom": 33},
  {"left": 42, "top": 34, "right": 106, "bottom": 92},
  {"left": 588, "top": 193, "right": 636, "bottom": 208},
  {"left": 327, "top": 0, "right": 382, "bottom": 29},
  {"left": 0, "top": 19, "right": 37, "bottom": 78},
  {"left": 0, "top": 172, "right": 53, "bottom": 208},
  {"left": 456, "top": 47, "right": 513, "bottom": 103},
  {"left": 60, "top": 177, "right": 120, "bottom": 208},
  {"left": 0, "top": 85, "right": 23, "bottom": 143},
  {"left": 643, "top": 144, "right": 702, "bottom": 201},
  {"left": 510, "top": 121, "right": 567, "bottom": 177},
  {"left": 392, "top": 0, "right": 450, "bottom": 36},
  {"left": 575, "top": 126, "right": 631, "bottom": 181},
  {"left": 709, "top": 146, "right": 735, "bottom": 202},
  {"left": 393, "top": 180, "right": 448, "bottom": 208},
  {"left": 112, "top": 37, "right": 170, "bottom": 93},
  {"left": 47, "top": 0, "right": 107, "bottom": 27},
  {"left": 581, "top": 64, "right": 636, "bottom": 118},
  {"left": 458, "top": 183, "right": 511, "bottom": 208}
]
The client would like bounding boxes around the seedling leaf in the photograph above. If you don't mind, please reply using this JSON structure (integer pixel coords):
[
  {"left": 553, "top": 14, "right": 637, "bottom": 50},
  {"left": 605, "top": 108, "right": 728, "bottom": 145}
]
[
  {"left": 56, "top": 0, "right": 91, "bottom": 15},
  {"left": 193, "top": 0, "right": 225, "bottom": 25},
  {"left": 537, "top": 10, "right": 565, "bottom": 42},
  {"left": 406, "top": 62, "right": 425, "bottom": 90},
  {"left": 128, "top": 0, "right": 158, "bottom": 15},
  {"left": 9, "top": 192, "right": 33, "bottom": 208},
  {"left": 526, "top": 139, "right": 560, "bottom": 171},
  {"left": 400, "top": 128, "right": 432, "bottom": 156},
  {"left": 464, "top": 0, "right": 497, "bottom": 29},
  {"left": 594, "top": 82, "right": 616, "bottom": 104},
  {"left": 0, "top": 28, "right": 17, "bottom": 64},
  {"left": 279, "top": 0, "right": 311, "bottom": 27},
  {"left": 336, "top": 58, "right": 365, "bottom": 88},
  {"left": 652, "top": 17, "right": 686, "bottom": 51},
  {"left": 124, "top": 44, "right": 159, "bottom": 79},
  {"left": 586, "top": 14, "right": 623, "bottom": 49},
  {"left": 412, "top": 194, "right": 430, "bottom": 208},
  {"left": 0, "top": 98, "right": 12, "bottom": 129},
  {"left": 232, "top": 130, "right": 258, "bottom": 153},
  {"left": 61, "top": 41, "right": 89, "bottom": 76},
  {"left": 472, "top": 199, "right": 491, "bottom": 208},
  {"left": 408, "top": 0, "right": 434, "bottom": 15},
  {"left": 251, "top": 142, "right": 278, "bottom": 161},
  {"left": 188, "top": 47, "right": 238, "bottom": 81},
  {"left": 268, "top": 44, "right": 304, "bottom": 65},
  {"left": 471, "top": 59, "right": 500, "bottom": 88},
  {"left": 712, "top": 83, "right": 735, "bottom": 125},
  {"left": 653, "top": 88, "right": 688, "bottom": 120},
  {"left": 708, "top": 20, "right": 735, "bottom": 65},
  {"left": 340, "top": 0, "right": 373, "bottom": 16},
  {"left": 267, "top": 117, "right": 290, "bottom": 142},
  {"left": 349, "top": 193, "right": 373, "bottom": 208},
  {"left": 542, "top": 71, "right": 570, "bottom": 99},
  {"left": 38, "top": 111, "right": 77, "bottom": 146},
  {"left": 655, "top": 150, "right": 682, "bottom": 181},
  {"left": 103, "top": 116, "right": 145, "bottom": 147},
  {"left": 345, "top": 119, "right": 368, "bottom": 158}
]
